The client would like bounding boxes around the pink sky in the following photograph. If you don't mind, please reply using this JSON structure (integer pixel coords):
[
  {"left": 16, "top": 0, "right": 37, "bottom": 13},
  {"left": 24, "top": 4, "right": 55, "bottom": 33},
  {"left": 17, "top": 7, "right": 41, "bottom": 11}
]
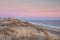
[{"left": 0, "top": 0, "right": 60, "bottom": 18}]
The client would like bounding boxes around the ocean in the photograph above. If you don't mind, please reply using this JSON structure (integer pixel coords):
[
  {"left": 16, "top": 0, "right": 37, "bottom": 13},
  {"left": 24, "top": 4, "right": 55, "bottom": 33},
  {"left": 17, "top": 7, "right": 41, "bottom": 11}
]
[{"left": 28, "top": 20, "right": 60, "bottom": 28}]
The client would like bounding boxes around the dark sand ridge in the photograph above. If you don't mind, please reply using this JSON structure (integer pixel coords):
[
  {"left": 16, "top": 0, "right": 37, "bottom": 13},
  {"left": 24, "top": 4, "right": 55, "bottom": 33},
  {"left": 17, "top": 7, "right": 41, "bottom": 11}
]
[{"left": 0, "top": 18, "right": 60, "bottom": 40}]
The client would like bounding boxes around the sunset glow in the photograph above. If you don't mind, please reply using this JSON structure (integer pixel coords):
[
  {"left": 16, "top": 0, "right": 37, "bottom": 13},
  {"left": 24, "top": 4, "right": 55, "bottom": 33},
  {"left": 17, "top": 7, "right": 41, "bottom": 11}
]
[{"left": 0, "top": 0, "right": 60, "bottom": 18}]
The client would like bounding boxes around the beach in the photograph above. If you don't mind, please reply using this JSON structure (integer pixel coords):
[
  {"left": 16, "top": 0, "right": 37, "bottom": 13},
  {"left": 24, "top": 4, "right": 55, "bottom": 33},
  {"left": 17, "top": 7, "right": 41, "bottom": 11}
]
[{"left": 29, "top": 22, "right": 60, "bottom": 34}]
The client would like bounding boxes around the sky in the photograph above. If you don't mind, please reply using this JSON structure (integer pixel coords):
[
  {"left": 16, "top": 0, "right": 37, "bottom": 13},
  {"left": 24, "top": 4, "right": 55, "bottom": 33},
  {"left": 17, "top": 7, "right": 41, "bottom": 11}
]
[{"left": 0, "top": 0, "right": 60, "bottom": 19}]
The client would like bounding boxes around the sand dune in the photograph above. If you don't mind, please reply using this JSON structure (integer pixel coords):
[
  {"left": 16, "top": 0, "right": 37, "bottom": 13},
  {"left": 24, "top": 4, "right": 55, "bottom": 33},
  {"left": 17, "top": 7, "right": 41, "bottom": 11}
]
[{"left": 0, "top": 18, "right": 60, "bottom": 40}]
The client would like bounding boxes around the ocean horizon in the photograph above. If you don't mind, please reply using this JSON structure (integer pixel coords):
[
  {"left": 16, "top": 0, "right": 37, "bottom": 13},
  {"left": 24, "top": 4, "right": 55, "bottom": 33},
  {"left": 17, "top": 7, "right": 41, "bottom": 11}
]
[{"left": 27, "top": 20, "right": 60, "bottom": 28}]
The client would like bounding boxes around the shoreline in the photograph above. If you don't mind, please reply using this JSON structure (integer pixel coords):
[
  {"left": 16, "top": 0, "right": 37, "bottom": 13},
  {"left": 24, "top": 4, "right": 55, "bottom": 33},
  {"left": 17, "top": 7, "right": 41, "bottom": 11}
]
[
  {"left": 29, "top": 22, "right": 60, "bottom": 32},
  {"left": 29, "top": 22, "right": 60, "bottom": 28},
  {"left": 29, "top": 22, "right": 60, "bottom": 36}
]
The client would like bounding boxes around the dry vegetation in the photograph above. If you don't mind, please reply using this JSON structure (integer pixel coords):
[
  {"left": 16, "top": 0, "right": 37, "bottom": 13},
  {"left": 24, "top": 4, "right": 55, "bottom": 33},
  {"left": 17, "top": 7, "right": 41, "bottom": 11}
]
[{"left": 0, "top": 18, "right": 60, "bottom": 40}]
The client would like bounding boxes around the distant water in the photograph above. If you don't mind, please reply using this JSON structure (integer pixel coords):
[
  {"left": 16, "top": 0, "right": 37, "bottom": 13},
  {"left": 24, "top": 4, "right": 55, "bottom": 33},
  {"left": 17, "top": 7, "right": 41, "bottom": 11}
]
[{"left": 29, "top": 20, "right": 60, "bottom": 28}]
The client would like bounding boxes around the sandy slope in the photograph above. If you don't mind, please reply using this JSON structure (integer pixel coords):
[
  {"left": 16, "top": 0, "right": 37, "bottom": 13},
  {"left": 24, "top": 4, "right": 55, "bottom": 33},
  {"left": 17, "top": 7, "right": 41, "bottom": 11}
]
[{"left": 0, "top": 18, "right": 60, "bottom": 40}]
